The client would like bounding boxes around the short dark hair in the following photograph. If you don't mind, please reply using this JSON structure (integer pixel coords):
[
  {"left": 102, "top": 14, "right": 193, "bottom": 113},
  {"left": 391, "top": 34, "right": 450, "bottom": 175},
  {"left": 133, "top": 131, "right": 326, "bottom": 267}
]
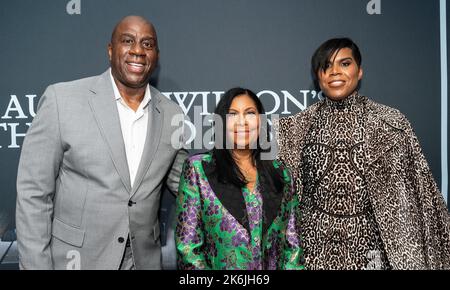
[
  {"left": 212, "top": 87, "right": 284, "bottom": 193},
  {"left": 311, "top": 37, "right": 362, "bottom": 84}
]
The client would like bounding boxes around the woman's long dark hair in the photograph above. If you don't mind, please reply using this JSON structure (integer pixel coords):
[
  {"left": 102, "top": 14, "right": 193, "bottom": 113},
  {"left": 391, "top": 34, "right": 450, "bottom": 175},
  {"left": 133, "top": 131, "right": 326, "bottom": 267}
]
[{"left": 212, "top": 87, "right": 284, "bottom": 194}]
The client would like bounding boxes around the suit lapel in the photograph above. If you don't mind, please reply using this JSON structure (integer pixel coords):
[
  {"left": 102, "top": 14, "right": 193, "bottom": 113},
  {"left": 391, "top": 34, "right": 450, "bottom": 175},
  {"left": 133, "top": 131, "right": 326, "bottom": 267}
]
[
  {"left": 259, "top": 174, "right": 283, "bottom": 235},
  {"left": 130, "top": 87, "right": 163, "bottom": 197},
  {"left": 88, "top": 70, "right": 132, "bottom": 193},
  {"left": 202, "top": 160, "right": 251, "bottom": 234}
]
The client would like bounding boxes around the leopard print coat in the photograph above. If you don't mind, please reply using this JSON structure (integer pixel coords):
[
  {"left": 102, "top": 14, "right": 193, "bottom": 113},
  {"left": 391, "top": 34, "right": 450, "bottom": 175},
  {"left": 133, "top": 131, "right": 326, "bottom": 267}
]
[{"left": 275, "top": 95, "right": 450, "bottom": 269}]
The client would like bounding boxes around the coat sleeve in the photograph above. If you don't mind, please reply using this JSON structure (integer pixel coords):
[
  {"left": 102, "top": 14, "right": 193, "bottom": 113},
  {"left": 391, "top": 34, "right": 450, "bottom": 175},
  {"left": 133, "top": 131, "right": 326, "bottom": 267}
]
[
  {"left": 274, "top": 115, "right": 305, "bottom": 198},
  {"left": 175, "top": 159, "right": 209, "bottom": 270},
  {"left": 165, "top": 148, "right": 189, "bottom": 195},
  {"left": 404, "top": 119, "right": 450, "bottom": 269},
  {"left": 16, "top": 85, "right": 64, "bottom": 270},
  {"left": 279, "top": 166, "right": 305, "bottom": 270}
]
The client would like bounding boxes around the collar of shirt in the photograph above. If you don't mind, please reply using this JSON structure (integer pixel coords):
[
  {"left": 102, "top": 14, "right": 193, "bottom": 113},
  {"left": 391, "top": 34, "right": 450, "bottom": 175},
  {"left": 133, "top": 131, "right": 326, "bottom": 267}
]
[{"left": 109, "top": 68, "right": 151, "bottom": 112}]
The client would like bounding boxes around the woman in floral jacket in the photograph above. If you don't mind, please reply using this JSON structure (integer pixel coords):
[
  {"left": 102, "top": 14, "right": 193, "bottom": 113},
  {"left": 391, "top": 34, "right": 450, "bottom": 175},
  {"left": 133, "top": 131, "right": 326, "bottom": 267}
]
[{"left": 175, "top": 87, "right": 304, "bottom": 270}]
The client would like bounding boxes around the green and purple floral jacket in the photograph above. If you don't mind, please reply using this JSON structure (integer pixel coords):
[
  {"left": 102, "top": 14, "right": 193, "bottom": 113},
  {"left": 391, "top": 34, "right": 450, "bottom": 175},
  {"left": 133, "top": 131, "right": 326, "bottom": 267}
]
[{"left": 175, "top": 153, "right": 304, "bottom": 270}]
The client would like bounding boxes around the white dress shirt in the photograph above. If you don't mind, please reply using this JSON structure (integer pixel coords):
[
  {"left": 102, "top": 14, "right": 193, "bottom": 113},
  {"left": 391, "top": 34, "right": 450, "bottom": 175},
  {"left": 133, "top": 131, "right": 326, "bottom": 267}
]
[{"left": 110, "top": 69, "right": 151, "bottom": 187}]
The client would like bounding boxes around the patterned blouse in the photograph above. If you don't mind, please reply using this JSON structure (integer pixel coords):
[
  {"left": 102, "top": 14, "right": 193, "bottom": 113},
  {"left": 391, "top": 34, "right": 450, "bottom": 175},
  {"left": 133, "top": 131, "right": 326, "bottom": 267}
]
[{"left": 175, "top": 153, "right": 304, "bottom": 270}]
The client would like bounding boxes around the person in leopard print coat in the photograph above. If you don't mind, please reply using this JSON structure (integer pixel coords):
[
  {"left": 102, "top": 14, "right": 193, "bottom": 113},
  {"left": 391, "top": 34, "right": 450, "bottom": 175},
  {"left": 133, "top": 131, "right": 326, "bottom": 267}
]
[{"left": 275, "top": 38, "right": 450, "bottom": 269}]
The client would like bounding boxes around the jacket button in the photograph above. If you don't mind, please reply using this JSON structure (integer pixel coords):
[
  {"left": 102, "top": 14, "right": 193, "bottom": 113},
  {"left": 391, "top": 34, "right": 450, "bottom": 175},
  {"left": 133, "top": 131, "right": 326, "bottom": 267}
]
[
  {"left": 118, "top": 237, "right": 125, "bottom": 243},
  {"left": 128, "top": 200, "right": 136, "bottom": 207}
]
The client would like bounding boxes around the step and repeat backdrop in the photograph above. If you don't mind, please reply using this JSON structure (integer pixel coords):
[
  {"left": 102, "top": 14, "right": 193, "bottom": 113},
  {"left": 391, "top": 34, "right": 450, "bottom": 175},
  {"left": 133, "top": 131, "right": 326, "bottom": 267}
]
[{"left": 0, "top": 0, "right": 448, "bottom": 268}]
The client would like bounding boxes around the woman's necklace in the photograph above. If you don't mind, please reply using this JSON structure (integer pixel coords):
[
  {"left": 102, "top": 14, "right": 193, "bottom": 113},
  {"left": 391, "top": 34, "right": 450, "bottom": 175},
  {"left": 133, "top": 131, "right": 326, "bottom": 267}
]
[
  {"left": 240, "top": 165, "right": 257, "bottom": 193},
  {"left": 233, "top": 150, "right": 257, "bottom": 189}
]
